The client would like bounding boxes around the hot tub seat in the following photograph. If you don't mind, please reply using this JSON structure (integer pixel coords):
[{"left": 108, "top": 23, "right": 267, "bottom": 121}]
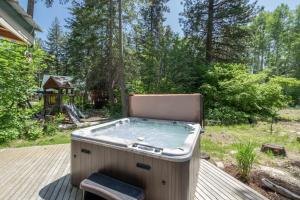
[{"left": 80, "top": 173, "right": 145, "bottom": 200}]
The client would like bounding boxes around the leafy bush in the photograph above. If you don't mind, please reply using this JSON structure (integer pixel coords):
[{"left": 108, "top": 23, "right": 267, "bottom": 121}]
[
  {"left": 44, "top": 122, "right": 58, "bottom": 136},
  {"left": 107, "top": 103, "right": 122, "bottom": 118},
  {"left": 43, "top": 113, "right": 65, "bottom": 136},
  {"left": 270, "top": 76, "right": 300, "bottom": 106},
  {"left": 0, "top": 128, "right": 20, "bottom": 144},
  {"left": 235, "top": 142, "right": 256, "bottom": 181},
  {"left": 207, "top": 107, "right": 249, "bottom": 124},
  {"left": 201, "top": 63, "right": 297, "bottom": 124},
  {"left": 0, "top": 41, "right": 46, "bottom": 143},
  {"left": 23, "top": 121, "right": 44, "bottom": 140}
]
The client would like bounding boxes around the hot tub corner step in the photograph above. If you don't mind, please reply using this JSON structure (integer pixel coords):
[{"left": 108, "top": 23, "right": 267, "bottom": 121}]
[{"left": 80, "top": 173, "right": 145, "bottom": 200}]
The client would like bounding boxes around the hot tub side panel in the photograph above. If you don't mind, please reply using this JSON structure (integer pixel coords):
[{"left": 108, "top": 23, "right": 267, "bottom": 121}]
[{"left": 71, "top": 139, "right": 200, "bottom": 200}]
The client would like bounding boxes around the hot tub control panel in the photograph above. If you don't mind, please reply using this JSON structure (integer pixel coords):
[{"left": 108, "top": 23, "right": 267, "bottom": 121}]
[{"left": 131, "top": 143, "right": 162, "bottom": 154}]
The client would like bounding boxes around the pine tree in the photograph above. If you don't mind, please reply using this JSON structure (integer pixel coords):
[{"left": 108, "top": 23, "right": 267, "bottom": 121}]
[
  {"left": 45, "top": 18, "right": 66, "bottom": 75},
  {"left": 135, "top": 0, "right": 170, "bottom": 92},
  {"left": 118, "top": 0, "right": 128, "bottom": 116},
  {"left": 181, "top": 0, "right": 257, "bottom": 64}
]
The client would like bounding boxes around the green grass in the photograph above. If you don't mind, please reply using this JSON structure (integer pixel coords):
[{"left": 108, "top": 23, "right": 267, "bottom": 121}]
[
  {"left": 201, "top": 116, "right": 300, "bottom": 164},
  {"left": 278, "top": 107, "right": 300, "bottom": 121},
  {"left": 0, "top": 131, "right": 71, "bottom": 149}
]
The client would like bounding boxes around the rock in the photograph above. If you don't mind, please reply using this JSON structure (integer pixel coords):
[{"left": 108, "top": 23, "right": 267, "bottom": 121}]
[
  {"left": 229, "top": 150, "right": 237, "bottom": 155},
  {"left": 254, "top": 166, "right": 300, "bottom": 196},
  {"left": 215, "top": 161, "right": 224, "bottom": 169},
  {"left": 200, "top": 152, "right": 210, "bottom": 160},
  {"left": 59, "top": 124, "right": 76, "bottom": 129},
  {"left": 261, "top": 143, "right": 287, "bottom": 156}
]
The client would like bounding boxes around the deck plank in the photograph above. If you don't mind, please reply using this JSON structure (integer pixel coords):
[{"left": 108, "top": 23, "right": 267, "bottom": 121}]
[
  {"left": 0, "top": 144, "right": 268, "bottom": 200},
  {"left": 26, "top": 146, "right": 65, "bottom": 200},
  {"left": 199, "top": 163, "right": 246, "bottom": 200},
  {"left": 11, "top": 146, "right": 61, "bottom": 200},
  {"left": 200, "top": 160, "right": 268, "bottom": 200},
  {"left": 0, "top": 147, "right": 47, "bottom": 199}
]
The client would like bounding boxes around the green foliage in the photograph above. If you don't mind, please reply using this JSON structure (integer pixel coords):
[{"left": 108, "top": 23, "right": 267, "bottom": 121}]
[
  {"left": 44, "top": 113, "right": 65, "bottom": 136},
  {"left": 207, "top": 107, "right": 249, "bottom": 124},
  {"left": 46, "top": 1, "right": 300, "bottom": 130},
  {"left": 0, "top": 40, "right": 46, "bottom": 143},
  {"left": 181, "top": 0, "right": 257, "bottom": 63},
  {"left": 23, "top": 121, "right": 44, "bottom": 140},
  {"left": 235, "top": 142, "right": 256, "bottom": 181},
  {"left": 250, "top": 4, "right": 300, "bottom": 79},
  {"left": 201, "top": 63, "right": 294, "bottom": 123},
  {"left": 45, "top": 17, "right": 67, "bottom": 75},
  {"left": 270, "top": 76, "right": 300, "bottom": 105},
  {"left": 0, "top": 128, "right": 20, "bottom": 144}
]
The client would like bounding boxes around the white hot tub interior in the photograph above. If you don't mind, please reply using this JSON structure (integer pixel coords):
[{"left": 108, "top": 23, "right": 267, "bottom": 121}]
[{"left": 89, "top": 118, "right": 195, "bottom": 149}]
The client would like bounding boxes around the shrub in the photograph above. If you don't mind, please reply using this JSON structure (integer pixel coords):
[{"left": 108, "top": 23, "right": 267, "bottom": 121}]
[
  {"left": 207, "top": 107, "right": 249, "bottom": 124},
  {"left": 107, "top": 103, "right": 122, "bottom": 118},
  {"left": 235, "top": 142, "right": 256, "bottom": 181},
  {"left": 44, "top": 122, "right": 58, "bottom": 136},
  {"left": 43, "top": 113, "right": 65, "bottom": 136},
  {"left": 0, "top": 128, "right": 20, "bottom": 144},
  {"left": 200, "top": 63, "right": 296, "bottom": 124},
  {"left": 0, "top": 40, "right": 46, "bottom": 143},
  {"left": 23, "top": 121, "right": 43, "bottom": 140}
]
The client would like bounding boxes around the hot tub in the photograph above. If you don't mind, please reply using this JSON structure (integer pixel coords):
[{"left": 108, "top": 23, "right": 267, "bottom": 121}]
[{"left": 71, "top": 94, "right": 204, "bottom": 200}]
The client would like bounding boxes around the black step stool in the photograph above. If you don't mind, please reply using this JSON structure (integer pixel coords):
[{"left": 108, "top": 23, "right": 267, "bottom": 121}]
[{"left": 80, "top": 173, "right": 145, "bottom": 200}]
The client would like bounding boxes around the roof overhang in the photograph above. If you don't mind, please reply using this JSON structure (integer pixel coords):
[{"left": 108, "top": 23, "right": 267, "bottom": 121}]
[
  {"left": 0, "top": 18, "right": 33, "bottom": 44},
  {"left": 0, "top": 0, "right": 42, "bottom": 45},
  {"left": 6, "top": 0, "right": 42, "bottom": 32}
]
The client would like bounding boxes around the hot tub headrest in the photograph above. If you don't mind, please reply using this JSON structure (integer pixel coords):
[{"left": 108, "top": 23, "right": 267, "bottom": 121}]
[{"left": 128, "top": 94, "right": 204, "bottom": 124}]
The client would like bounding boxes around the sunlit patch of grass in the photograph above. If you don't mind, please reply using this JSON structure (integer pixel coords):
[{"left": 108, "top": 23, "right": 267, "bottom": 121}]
[
  {"left": 0, "top": 131, "right": 71, "bottom": 149},
  {"left": 201, "top": 110, "right": 300, "bottom": 164},
  {"left": 201, "top": 138, "right": 226, "bottom": 159},
  {"left": 278, "top": 107, "right": 300, "bottom": 121}
]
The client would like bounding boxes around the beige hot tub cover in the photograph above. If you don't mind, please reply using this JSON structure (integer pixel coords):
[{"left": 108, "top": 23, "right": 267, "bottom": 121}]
[{"left": 128, "top": 94, "right": 204, "bottom": 125}]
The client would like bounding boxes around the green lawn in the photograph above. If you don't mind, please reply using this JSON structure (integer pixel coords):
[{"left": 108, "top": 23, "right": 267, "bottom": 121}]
[
  {"left": 201, "top": 109, "right": 300, "bottom": 165},
  {"left": 278, "top": 107, "right": 300, "bottom": 121},
  {"left": 0, "top": 131, "right": 71, "bottom": 149}
]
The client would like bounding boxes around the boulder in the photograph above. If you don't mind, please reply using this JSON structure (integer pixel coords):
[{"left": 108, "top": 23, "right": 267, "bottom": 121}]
[
  {"left": 215, "top": 161, "right": 224, "bottom": 169},
  {"left": 254, "top": 166, "right": 300, "bottom": 196},
  {"left": 261, "top": 143, "right": 286, "bottom": 156}
]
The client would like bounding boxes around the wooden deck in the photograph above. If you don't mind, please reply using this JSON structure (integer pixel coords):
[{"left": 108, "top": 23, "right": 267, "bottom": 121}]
[{"left": 0, "top": 144, "right": 268, "bottom": 200}]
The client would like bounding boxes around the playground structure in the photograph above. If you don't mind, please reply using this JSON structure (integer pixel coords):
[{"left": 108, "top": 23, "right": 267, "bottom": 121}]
[{"left": 42, "top": 75, "right": 85, "bottom": 125}]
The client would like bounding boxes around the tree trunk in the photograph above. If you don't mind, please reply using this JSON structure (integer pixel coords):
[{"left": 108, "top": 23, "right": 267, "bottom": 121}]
[
  {"left": 206, "top": 0, "right": 214, "bottom": 64},
  {"left": 27, "top": 0, "right": 35, "bottom": 17},
  {"left": 261, "top": 178, "right": 300, "bottom": 200},
  {"left": 118, "top": 0, "right": 128, "bottom": 117},
  {"left": 108, "top": 0, "right": 115, "bottom": 106},
  {"left": 260, "top": 48, "right": 264, "bottom": 71}
]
